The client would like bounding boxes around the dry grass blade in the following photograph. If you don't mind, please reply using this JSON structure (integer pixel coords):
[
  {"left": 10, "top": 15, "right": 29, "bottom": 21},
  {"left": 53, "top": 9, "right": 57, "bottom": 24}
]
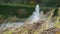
[
  {"left": 45, "top": 9, "right": 54, "bottom": 30},
  {"left": 54, "top": 16, "right": 60, "bottom": 29},
  {"left": 58, "top": 7, "right": 60, "bottom": 16},
  {"left": 54, "top": 7, "right": 60, "bottom": 29}
]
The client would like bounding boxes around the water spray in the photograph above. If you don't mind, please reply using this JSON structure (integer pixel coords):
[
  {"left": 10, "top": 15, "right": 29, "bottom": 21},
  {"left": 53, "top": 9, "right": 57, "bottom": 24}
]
[{"left": 28, "top": 4, "right": 40, "bottom": 24}]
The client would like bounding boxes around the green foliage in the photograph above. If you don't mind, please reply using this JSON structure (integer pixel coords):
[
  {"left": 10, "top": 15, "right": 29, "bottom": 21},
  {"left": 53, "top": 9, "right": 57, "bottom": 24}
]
[
  {"left": 0, "top": 15, "right": 6, "bottom": 18},
  {"left": 0, "top": 4, "right": 34, "bottom": 18},
  {"left": 0, "top": 0, "right": 60, "bottom": 18}
]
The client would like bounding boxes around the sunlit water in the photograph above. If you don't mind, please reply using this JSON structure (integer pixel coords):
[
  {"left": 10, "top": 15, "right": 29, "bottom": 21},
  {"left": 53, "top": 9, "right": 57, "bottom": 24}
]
[
  {"left": 0, "top": 22, "right": 24, "bottom": 29},
  {"left": 1, "top": 22, "right": 24, "bottom": 27}
]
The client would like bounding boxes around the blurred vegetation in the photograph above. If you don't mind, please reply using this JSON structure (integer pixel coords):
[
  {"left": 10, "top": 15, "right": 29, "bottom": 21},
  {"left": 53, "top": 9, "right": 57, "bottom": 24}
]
[
  {"left": 0, "top": 0, "right": 60, "bottom": 34},
  {"left": 0, "top": 0, "right": 60, "bottom": 18},
  {"left": 0, "top": 4, "right": 34, "bottom": 18}
]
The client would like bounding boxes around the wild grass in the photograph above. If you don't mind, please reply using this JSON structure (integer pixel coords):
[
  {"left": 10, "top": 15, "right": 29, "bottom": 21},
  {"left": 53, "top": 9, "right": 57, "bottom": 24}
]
[
  {"left": 54, "top": 7, "right": 60, "bottom": 29},
  {"left": 0, "top": 7, "right": 60, "bottom": 34}
]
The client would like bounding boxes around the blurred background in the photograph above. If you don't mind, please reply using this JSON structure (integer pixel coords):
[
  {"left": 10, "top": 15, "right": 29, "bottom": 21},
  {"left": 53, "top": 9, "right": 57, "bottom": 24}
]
[
  {"left": 0, "top": 0, "right": 60, "bottom": 23},
  {"left": 0, "top": 0, "right": 60, "bottom": 34}
]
